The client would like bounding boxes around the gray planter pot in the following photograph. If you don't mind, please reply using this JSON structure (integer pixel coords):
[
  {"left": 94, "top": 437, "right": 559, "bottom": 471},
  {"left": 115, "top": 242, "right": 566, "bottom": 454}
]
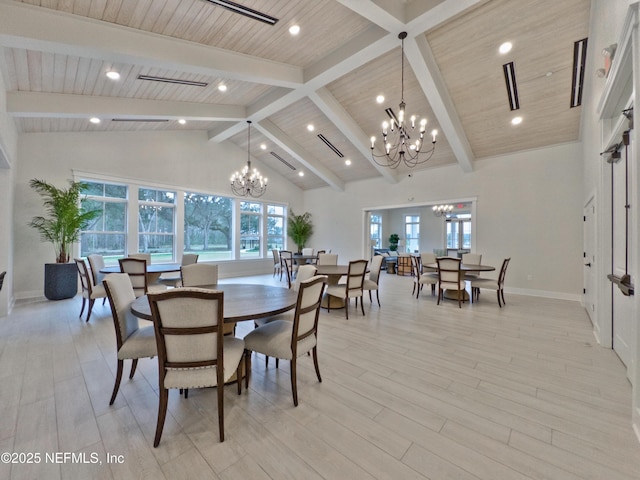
[{"left": 44, "top": 263, "right": 77, "bottom": 300}]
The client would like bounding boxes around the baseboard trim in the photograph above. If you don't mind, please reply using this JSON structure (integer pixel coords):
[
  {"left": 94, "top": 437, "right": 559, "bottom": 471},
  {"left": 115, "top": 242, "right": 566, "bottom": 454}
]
[{"left": 505, "top": 287, "right": 581, "bottom": 302}]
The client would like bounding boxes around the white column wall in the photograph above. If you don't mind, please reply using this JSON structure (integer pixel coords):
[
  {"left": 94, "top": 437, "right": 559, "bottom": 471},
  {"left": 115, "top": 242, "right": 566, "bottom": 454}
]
[
  {"left": 304, "top": 142, "right": 584, "bottom": 300},
  {"left": 14, "top": 130, "right": 303, "bottom": 300}
]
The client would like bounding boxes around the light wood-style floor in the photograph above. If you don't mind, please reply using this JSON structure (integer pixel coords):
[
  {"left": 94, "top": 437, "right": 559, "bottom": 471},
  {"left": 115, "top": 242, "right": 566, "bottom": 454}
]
[{"left": 1, "top": 271, "right": 639, "bottom": 479}]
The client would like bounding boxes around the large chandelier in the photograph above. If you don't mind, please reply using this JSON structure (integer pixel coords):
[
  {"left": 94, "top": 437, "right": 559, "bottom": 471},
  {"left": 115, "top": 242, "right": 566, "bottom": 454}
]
[
  {"left": 370, "top": 32, "right": 438, "bottom": 169},
  {"left": 432, "top": 205, "right": 453, "bottom": 217},
  {"left": 230, "top": 121, "right": 268, "bottom": 197}
]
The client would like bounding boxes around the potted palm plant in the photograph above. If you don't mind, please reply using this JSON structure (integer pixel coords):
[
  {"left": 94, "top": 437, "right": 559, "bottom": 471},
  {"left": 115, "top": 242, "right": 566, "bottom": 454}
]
[
  {"left": 288, "top": 210, "right": 313, "bottom": 254},
  {"left": 29, "top": 178, "right": 100, "bottom": 300}
]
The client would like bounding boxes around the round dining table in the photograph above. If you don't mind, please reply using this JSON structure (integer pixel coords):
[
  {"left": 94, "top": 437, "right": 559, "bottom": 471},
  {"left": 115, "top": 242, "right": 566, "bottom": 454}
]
[
  {"left": 425, "top": 263, "right": 495, "bottom": 301},
  {"left": 100, "top": 263, "right": 181, "bottom": 284},
  {"left": 129, "top": 283, "right": 298, "bottom": 323}
]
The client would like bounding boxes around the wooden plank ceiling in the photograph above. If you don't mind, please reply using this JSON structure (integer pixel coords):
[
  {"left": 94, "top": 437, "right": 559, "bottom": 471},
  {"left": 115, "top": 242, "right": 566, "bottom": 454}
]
[{"left": 1, "top": 0, "right": 592, "bottom": 190}]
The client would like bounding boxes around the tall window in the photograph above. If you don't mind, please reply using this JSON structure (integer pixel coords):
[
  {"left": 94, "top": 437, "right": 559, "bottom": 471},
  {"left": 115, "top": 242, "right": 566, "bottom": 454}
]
[
  {"left": 267, "top": 205, "right": 285, "bottom": 252},
  {"left": 138, "top": 187, "right": 175, "bottom": 262},
  {"left": 405, "top": 215, "right": 420, "bottom": 253},
  {"left": 184, "top": 192, "right": 233, "bottom": 261},
  {"left": 80, "top": 181, "right": 127, "bottom": 265},
  {"left": 370, "top": 214, "right": 382, "bottom": 249},
  {"left": 447, "top": 215, "right": 472, "bottom": 249},
  {"left": 240, "top": 201, "right": 262, "bottom": 258}
]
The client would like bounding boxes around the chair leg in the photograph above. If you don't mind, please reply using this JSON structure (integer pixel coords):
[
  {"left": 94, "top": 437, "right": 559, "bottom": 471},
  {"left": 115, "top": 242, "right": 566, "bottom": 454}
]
[
  {"left": 129, "top": 358, "right": 138, "bottom": 379},
  {"left": 360, "top": 295, "right": 364, "bottom": 315},
  {"left": 412, "top": 282, "right": 416, "bottom": 296},
  {"left": 110, "top": 359, "right": 124, "bottom": 405},
  {"left": 102, "top": 297, "right": 107, "bottom": 305},
  {"left": 501, "top": 289, "right": 506, "bottom": 306},
  {"left": 86, "top": 298, "right": 96, "bottom": 322},
  {"left": 458, "top": 290, "right": 462, "bottom": 308},
  {"left": 345, "top": 298, "right": 349, "bottom": 320},
  {"left": 437, "top": 288, "right": 441, "bottom": 305},
  {"left": 217, "top": 373, "right": 225, "bottom": 442},
  {"left": 497, "top": 289, "right": 502, "bottom": 307},
  {"left": 369, "top": 290, "right": 372, "bottom": 303},
  {"left": 431, "top": 284, "right": 436, "bottom": 295},
  {"left": 291, "top": 358, "right": 298, "bottom": 407},
  {"left": 236, "top": 362, "right": 242, "bottom": 395},
  {"left": 153, "top": 388, "right": 169, "bottom": 447},
  {"left": 184, "top": 388, "right": 189, "bottom": 399},
  {"left": 376, "top": 290, "right": 380, "bottom": 307},
  {"left": 79, "top": 297, "right": 86, "bottom": 319},
  {"left": 244, "top": 350, "right": 251, "bottom": 389},
  {"left": 312, "top": 347, "right": 322, "bottom": 383},
  {"left": 275, "top": 358, "right": 279, "bottom": 369}
]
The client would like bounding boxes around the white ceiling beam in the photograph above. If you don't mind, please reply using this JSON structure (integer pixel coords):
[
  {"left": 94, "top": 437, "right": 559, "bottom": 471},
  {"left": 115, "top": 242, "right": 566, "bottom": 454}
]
[
  {"left": 256, "top": 119, "right": 345, "bottom": 192},
  {"left": 7, "top": 92, "right": 246, "bottom": 121},
  {"left": 405, "top": 0, "right": 490, "bottom": 36},
  {"left": 404, "top": 35, "right": 474, "bottom": 172},
  {"left": 0, "top": 0, "right": 303, "bottom": 88},
  {"left": 309, "top": 88, "right": 397, "bottom": 184},
  {"left": 334, "top": 0, "right": 404, "bottom": 32}
]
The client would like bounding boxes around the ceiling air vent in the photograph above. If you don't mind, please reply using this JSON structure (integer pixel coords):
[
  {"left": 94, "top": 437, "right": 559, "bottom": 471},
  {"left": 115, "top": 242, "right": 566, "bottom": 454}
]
[
  {"left": 571, "top": 38, "right": 588, "bottom": 108},
  {"left": 202, "top": 0, "right": 278, "bottom": 25},
  {"left": 137, "top": 75, "right": 208, "bottom": 87},
  {"left": 502, "top": 62, "right": 520, "bottom": 110},
  {"left": 317, "top": 134, "right": 344, "bottom": 158},
  {"left": 270, "top": 152, "right": 296, "bottom": 170}
]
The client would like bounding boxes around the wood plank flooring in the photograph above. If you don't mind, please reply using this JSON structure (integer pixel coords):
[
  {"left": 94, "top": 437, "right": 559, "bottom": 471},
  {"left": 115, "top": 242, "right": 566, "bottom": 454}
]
[{"left": 0, "top": 272, "right": 639, "bottom": 479}]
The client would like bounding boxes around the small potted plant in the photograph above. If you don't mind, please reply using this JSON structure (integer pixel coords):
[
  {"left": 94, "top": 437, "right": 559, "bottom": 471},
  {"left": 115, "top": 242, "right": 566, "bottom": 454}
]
[
  {"left": 388, "top": 233, "right": 399, "bottom": 251},
  {"left": 29, "top": 178, "right": 100, "bottom": 300},
  {"left": 288, "top": 210, "right": 313, "bottom": 254}
]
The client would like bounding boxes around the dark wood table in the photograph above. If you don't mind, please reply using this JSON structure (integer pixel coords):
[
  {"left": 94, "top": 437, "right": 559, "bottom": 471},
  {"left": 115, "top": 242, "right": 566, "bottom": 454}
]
[
  {"left": 101, "top": 263, "right": 181, "bottom": 284},
  {"left": 425, "top": 263, "right": 495, "bottom": 300},
  {"left": 130, "top": 283, "right": 298, "bottom": 322}
]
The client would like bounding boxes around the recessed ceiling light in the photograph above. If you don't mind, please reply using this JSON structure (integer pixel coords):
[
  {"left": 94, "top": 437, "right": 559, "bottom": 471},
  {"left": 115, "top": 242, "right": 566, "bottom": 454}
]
[
  {"left": 89, "top": 117, "right": 100, "bottom": 124},
  {"left": 307, "top": 124, "right": 314, "bottom": 132},
  {"left": 499, "top": 42, "right": 512, "bottom": 54},
  {"left": 298, "top": 171, "right": 304, "bottom": 177},
  {"left": 178, "top": 119, "right": 186, "bottom": 125},
  {"left": 260, "top": 143, "right": 267, "bottom": 150},
  {"left": 106, "top": 70, "right": 120, "bottom": 80},
  {"left": 511, "top": 116, "right": 523, "bottom": 125},
  {"left": 218, "top": 84, "right": 227, "bottom": 92},
  {"left": 289, "top": 25, "right": 300, "bottom": 35},
  {"left": 376, "top": 95, "right": 385, "bottom": 104},
  {"left": 345, "top": 159, "right": 351, "bottom": 166}
]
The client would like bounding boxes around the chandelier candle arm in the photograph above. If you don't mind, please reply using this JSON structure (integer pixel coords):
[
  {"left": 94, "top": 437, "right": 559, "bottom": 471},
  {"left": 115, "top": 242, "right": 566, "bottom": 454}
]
[
  {"left": 230, "top": 120, "right": 268, "bottom": 197},
  {"left": 370, "top": 32, "right": 438, "bottom": 169}
]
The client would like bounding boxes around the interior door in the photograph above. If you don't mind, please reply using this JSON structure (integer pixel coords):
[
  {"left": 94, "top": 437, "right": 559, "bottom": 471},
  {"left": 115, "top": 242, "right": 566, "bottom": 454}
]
[
  {"left": 583, "top": 198, "right": 596, "bottom": 324},
  {"left": 611, "top": 137, "right": 634, "bottom": 382}
]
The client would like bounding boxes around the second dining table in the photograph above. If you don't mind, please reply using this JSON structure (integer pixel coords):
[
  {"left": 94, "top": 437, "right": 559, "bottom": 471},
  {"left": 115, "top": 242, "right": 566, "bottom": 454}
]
[{"left": 425, "top": 262, "right": 496, "bottom": 301}]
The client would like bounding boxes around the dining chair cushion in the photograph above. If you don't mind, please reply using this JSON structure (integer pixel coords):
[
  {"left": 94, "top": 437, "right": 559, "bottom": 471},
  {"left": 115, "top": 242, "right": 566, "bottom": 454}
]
[
  {"left": 117, "top": 325, "right": 157, "bottom": 360},
  {"left": 244, "top": 319, "right": 317, "bottom": 361},
  {"left": 326, "top": 283, "right": 362, "bottom": 298},
  {"left": 470, "top": 278, "right": 498, "bottom": 289},
  {"left": 163, "top": 336, "right": 245, "bottom": 389}
]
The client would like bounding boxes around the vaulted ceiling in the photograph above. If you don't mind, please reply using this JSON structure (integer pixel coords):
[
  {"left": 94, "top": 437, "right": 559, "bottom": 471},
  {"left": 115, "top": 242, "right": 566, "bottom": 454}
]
[{"left": 0, "top": 0, "right": 591, "bottom": 190}]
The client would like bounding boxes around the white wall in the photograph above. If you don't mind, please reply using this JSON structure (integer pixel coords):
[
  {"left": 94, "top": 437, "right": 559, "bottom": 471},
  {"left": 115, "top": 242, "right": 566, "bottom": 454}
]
[
  {"left": 0, "top": 58, "right": 18, "bottom": 316},
  {"left": 14, "top": 130, "right": 303, "bottom": 300},
  {"left": 304, "top": 142, "right": 584, "bottom": 299}
]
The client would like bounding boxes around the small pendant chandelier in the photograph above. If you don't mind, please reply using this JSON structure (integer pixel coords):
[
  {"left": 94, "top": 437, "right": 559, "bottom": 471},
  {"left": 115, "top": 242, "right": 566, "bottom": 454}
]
[
  {"left": 370, "top": 32, "right": 438, "bottom": 169},
  {"left": 230, "top": 120, "right": 268, "bottom": 197}
]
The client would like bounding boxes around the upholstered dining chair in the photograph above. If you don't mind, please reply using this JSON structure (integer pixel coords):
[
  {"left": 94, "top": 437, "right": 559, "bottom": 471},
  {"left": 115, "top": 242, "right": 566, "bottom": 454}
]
[
  {"left": 87, "top": 254, "right": 106, "bottom": 287},
  {"left": 74, "top": 258, "right": 108, "bottom": 322},
  {"left": 181, "top": 263, "right": 219, "bottom": 288},
  {"left": 363, "top": 255, "right": 383, "bottom": 306},
  {"left": 119, "top": 257, "right": 166, "bottom": 297},
  {"left": 243, "top": 275, "right": 327, "bottom": 406},
  {"left": 279, "top": 250, "right": 298, "bottom": 281},
  {"left": 160, "top": 253, "right": 199, "bottom": 287},
  {"left": 461, "top": 253, "right": 483, "bottom": 279},
  {"left": 471, "top": 258, "right": 511, "bottom": 307},
  {"left": 325, "top": 259, "right": 368, "bottom": 319},
  {"left": 436, "top": 257, "right": 466, "bottom": 308},
  {"left": 316, "top": 253, "right": 338, "bottom": 266},
  {"left": 411, "top": 255, "right": 438, "bottom": 299},
  {"left": 301, "top": 247, "right": 314, "bottom": 256},
  {"left": 102, "top": 273, "right": 157, "bottom": 406},
  {"left": 272, "top": 249, "right": 281, "bottom": 278},
  {"left": 420, "top": 252, "right": 437, "bottom": 274},
  {"left": 148, "top": 288, "right": 245, "bottom": 446}
]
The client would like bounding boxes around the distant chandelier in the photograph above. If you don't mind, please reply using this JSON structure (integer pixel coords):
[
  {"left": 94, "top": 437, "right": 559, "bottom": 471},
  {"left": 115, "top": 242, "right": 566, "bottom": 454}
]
[
  {"left": 370, "top": 32, "right": 437, "bottom": 169},
  {"left": 230, "top": 121, "right": 268, "bottom": 197},
  {"left": 432, "top": 205, "right": 453, "bottom": 217}
]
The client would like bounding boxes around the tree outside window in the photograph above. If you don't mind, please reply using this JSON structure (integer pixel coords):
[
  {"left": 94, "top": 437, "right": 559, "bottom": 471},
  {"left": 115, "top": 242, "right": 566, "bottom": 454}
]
[{"left": 183, "top": 192, "right": 233, "bottom": 261}]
